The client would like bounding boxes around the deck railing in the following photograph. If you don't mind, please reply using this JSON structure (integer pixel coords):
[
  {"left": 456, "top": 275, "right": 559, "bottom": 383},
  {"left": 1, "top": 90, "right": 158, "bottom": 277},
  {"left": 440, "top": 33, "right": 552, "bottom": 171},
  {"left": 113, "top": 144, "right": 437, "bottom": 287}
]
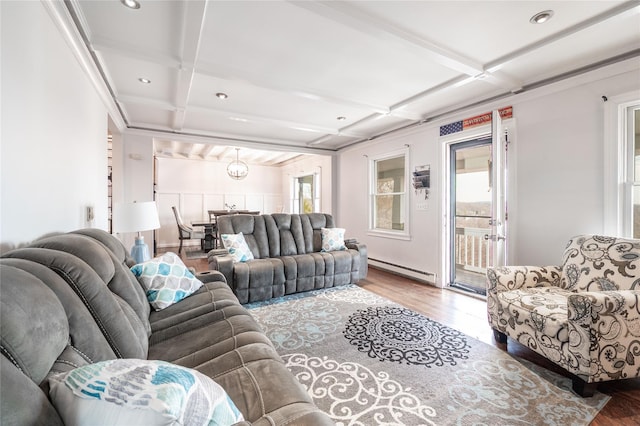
[{"left": 455, "top": 226, "right": 490, "bottom": 273}]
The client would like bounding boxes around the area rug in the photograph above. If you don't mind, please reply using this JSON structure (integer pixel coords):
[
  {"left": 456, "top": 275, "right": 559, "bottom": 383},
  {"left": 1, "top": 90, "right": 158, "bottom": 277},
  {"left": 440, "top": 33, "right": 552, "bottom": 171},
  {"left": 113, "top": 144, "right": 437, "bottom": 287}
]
[{"left": 245, "top": 285, "right": 609, "bottom": 426}]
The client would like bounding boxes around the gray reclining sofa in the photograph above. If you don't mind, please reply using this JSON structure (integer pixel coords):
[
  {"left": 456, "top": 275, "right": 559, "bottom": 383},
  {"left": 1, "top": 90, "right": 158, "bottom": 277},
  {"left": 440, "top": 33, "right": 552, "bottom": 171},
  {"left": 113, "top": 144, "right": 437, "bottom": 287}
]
[
  {"left": 208, "top": 213, "right": 367, "bottom": 304},
  {"left": 0, "top": 228, "right": 332, "bottom": 425}
]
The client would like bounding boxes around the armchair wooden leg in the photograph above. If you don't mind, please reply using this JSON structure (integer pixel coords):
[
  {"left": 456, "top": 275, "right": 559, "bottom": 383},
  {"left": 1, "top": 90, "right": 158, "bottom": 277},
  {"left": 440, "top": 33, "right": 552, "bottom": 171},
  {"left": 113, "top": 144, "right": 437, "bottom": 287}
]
[
  {"left": 493, "top": 329, "right": 507, "bottom": 344},
  {"left": 572, "top": 377, "right": 597, "bottom": 397},
  {"left": 178, "top": 238, "right": 183, "bottom": 255}
]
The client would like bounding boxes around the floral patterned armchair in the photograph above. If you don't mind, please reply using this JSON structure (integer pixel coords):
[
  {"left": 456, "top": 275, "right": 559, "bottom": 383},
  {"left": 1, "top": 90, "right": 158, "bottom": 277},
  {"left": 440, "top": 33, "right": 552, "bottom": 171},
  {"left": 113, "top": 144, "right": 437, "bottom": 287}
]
[{"left": 486, "top": 235, "right": 640, "bottom": 396}]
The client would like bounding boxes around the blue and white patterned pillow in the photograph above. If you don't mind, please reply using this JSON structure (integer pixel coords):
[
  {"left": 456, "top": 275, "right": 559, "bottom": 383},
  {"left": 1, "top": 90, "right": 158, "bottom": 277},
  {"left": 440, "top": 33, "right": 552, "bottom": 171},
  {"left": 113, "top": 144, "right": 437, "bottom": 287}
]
[
  {"left": 48, "top": 359, "right": 244, "bottom": 426},
  {"left": 221, "top": 232, "right": 254, "bottom": 262},
  {"left": 321, "top": 227, "right": 347, "bottom": 252},
  {"left": 130, "top": 252, "right": 203, "bottom": 311}
]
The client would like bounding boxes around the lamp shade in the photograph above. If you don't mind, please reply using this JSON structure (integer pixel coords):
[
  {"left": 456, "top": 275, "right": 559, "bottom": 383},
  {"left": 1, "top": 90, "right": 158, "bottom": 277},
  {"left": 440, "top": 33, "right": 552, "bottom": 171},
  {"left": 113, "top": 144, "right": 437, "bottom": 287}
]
[{"left": 113, "top": 201, "right": 160, "bottom": 233}]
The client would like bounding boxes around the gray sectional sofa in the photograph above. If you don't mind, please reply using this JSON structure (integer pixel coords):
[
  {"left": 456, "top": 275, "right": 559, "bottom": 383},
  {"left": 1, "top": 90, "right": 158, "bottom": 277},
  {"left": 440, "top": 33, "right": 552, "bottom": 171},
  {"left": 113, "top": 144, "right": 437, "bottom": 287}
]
[
  {"left": 0, "top": 228, "right": 333, "bottom": 425},
  {"left": 208, "top": 213, "right": 367, "bottom": 304}
]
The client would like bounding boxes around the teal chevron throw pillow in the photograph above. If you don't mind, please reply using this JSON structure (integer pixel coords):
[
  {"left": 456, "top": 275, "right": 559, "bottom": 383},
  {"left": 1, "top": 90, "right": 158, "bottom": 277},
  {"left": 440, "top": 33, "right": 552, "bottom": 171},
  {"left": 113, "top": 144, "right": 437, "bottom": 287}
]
[
  {"left": 49, "top": 359, "right": 244, "bottom": 426},
  {"left": 321, "top": 227, "right": 347, "bottom": 252},
  {"left": 130, "top": 252, "right": 203, "bottom": 310},
  {"left": 221, "top": 232, "right": 254, "bottom": 262}
]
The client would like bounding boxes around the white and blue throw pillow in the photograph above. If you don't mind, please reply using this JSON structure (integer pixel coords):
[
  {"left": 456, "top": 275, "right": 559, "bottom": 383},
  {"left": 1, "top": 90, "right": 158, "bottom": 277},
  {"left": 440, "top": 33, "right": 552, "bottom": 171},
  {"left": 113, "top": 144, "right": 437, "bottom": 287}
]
[
  {"left": 221, "top": 232, "right": 254, "bottom": 263},
  {"left": 321, "top": 227, "right": 347, "bottom": 252},
  {"left": 130, "top": 252, "right": 203, "bottom": 311},
  {"left": 48, "top": 358, "right": 244, "bottom": 426}
]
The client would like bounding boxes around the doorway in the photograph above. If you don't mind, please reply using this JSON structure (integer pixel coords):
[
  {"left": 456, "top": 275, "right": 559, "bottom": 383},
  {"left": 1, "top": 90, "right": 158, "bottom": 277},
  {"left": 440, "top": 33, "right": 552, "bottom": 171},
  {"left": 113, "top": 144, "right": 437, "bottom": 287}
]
[
  {"left": 449, "top": 138, "right": 492, "bottom": 295},
  {"left": 293, "top": 174, "right": 318, "bottom": 214}
]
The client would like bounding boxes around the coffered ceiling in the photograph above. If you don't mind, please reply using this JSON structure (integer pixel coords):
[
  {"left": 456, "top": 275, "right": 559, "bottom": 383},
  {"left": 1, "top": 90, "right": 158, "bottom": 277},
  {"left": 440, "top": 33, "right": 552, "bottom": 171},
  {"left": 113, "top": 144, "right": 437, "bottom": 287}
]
[{"left": 65, "top": 0, "right": 640, "bottom": 165}]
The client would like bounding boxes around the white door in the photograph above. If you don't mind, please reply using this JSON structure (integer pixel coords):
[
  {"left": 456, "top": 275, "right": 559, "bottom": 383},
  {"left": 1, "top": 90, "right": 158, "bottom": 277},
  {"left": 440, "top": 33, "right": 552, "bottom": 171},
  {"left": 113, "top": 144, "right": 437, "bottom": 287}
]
[
  {"left": 445, "top": 109, "right": 509, "bottom": 294},
  {"left": 488, "top": 110, "right": 508, "bottom": 267}
]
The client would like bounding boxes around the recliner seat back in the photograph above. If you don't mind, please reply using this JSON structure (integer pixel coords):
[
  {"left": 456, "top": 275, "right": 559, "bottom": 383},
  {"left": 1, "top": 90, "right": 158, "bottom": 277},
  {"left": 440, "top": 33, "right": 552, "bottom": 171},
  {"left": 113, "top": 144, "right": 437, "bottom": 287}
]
[{"left": 217, "top": 213, "right": 335, "bottom": 258}]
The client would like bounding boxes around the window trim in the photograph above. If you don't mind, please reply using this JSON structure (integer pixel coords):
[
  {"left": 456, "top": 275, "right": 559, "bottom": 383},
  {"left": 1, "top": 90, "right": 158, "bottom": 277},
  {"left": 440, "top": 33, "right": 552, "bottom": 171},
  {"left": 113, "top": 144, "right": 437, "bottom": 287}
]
[
  {"left": 367, "top": 147, "right": 411, "bottom": 240},
  {"left": 603, "top": 92, "right": 640, "bottom": 236}
]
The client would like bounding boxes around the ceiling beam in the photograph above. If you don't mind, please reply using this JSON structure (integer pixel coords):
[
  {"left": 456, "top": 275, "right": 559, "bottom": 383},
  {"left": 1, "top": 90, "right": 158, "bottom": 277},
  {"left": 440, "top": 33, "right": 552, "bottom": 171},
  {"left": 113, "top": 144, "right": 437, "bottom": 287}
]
[
  {"left": 172, "top": 0, "right": 209, "bottom": 131},
  {"left": 199, "top": 144, "right": 216, "bottom": 159}
]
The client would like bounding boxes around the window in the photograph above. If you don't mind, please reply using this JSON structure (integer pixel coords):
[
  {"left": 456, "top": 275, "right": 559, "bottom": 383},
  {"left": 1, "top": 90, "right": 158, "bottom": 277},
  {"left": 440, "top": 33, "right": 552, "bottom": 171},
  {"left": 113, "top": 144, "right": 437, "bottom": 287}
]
[
  {"left": 369, "top": 149, "right": 409, "bottom": 239},
  {"left": 603, "top": 93, "right": 640, "bottom": 237}
]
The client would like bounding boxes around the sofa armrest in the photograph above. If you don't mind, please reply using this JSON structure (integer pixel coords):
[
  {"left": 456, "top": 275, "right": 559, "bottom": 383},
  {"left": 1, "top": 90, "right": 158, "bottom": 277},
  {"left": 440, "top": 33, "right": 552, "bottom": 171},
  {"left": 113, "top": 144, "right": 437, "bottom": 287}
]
[
  {"left": 207, "top": 250, "right": 234, "bottom": 288},
  {"left": 486, "top": 265, "right": 562, "bottom": 295},
  {"left": 346, "top": 240, "right": 368, "bottom": 279},
  {"left": 567, "top": 290, "right": 640, "bottom": 381},
  {"left": 486, "top": 265, "right": 562, "bottom": 332},
  {"left": 195, "top": 269, "right": 226, "bottom": 284}
]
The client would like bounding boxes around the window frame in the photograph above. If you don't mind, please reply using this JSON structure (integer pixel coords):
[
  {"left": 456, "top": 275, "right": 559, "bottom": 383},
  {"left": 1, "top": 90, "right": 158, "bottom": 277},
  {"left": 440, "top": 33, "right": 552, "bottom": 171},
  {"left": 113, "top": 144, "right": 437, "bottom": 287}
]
[
  {"left": 368, "top": 147, "right": 411, "bottom": 240},
  {"left": 603, "top": 92, "right": 640, "bottom": 237}
]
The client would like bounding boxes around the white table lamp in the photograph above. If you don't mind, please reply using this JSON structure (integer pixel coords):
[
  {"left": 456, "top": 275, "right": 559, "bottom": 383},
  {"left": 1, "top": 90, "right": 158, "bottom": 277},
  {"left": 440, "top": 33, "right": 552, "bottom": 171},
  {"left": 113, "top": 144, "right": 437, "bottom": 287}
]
[{"left": 114, "top": 201, "right": 160, "bottom": 264}]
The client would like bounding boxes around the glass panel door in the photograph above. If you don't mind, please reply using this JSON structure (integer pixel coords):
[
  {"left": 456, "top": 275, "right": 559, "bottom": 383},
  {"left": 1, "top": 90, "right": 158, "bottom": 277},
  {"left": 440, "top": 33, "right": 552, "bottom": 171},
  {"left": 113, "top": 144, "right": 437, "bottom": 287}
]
[{"left": 450, "top": 138, "right": 492, "bottom": 295}]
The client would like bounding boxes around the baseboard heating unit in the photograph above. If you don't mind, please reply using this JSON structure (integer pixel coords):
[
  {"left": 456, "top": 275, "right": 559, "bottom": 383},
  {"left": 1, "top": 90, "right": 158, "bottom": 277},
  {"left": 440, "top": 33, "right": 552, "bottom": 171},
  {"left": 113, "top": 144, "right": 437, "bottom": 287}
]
[{"left": 369, "top": 258, "right": 437, "bottom": 285}]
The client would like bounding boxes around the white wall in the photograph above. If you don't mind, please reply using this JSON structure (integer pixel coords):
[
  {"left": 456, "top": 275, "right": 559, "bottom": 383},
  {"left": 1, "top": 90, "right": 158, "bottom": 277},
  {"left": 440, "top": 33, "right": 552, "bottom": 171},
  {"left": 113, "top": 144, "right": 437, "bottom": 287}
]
[
  {"left": 508, "top": 61, "right": 640, "bottom": 265},
  {"left": 337, "top": 126, "right": 441, "bottom": 280},
  {"left": 155, "top": 157, "right": 285, "bottom": 248},
  {"left": 0, "top": 1, "right": 108, "bottom": 251},
  {"left": 280, "top": 154, "right": 334, "bottom": 214},
  {"left": 337, "top": 59, "right": 640, "bottom": 284},
  {"left": 113, "top": 134, "right": 156, "bottom": 251}
]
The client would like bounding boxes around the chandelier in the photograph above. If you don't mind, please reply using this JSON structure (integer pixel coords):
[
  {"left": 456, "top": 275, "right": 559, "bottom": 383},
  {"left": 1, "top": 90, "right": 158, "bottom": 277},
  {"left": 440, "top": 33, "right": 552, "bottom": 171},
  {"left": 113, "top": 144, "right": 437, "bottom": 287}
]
[{"left": 227, "top": 148, "right": 248, "bottom": 180}]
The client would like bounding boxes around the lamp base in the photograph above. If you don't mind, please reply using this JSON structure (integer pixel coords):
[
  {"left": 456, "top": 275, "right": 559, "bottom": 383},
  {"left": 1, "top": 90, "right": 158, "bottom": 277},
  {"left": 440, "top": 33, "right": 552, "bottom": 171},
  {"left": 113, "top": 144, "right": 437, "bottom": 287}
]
[{"left": 131, "top": 235, "right": 151, "bottom": 264}]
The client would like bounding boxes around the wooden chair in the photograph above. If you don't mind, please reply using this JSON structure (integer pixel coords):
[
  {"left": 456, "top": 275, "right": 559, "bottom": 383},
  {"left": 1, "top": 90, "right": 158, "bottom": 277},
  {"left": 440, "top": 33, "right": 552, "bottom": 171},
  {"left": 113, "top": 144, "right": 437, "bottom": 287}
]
[{"left": 171, "top": 206, "right": 205, "bottom": 254}]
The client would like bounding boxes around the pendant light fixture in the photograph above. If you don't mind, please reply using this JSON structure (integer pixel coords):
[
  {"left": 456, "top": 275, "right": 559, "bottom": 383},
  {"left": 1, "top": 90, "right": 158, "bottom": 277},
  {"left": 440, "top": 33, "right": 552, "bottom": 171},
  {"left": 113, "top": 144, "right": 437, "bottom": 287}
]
[{"left": 227, "top": 148, "right": 249, "bottom": 180}]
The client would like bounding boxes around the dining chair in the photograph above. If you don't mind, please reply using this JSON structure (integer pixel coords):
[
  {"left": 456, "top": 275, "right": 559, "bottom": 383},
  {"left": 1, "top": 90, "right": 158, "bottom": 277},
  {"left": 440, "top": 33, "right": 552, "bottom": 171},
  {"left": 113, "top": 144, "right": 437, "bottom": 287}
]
[{"left": 171, "top": 206, "right": 205, "bottom": 254}]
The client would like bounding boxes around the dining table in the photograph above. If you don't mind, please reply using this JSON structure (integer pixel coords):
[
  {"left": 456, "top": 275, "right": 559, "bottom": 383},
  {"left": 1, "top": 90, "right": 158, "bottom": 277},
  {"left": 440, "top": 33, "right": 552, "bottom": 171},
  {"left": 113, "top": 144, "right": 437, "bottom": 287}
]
[{"left": 191, "top": 220, "right": 217, "bottom": 251}]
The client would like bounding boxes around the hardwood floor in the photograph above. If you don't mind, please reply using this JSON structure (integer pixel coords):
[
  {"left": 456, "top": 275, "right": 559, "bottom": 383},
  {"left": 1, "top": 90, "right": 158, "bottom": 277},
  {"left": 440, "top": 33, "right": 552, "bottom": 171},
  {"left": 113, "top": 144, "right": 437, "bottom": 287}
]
[{"left": 182, "top": 253, "right": 640, "bottom": 425}]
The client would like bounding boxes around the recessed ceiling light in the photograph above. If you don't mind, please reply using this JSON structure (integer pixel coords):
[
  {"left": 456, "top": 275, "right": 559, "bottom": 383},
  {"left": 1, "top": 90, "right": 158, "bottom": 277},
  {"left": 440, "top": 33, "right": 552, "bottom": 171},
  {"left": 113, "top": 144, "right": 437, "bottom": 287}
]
[
  {"left": 121, "top": 0, "right": 140, "bottom": 10},
  {"left": 216, "top": 92, "right": 229, "bottom": 100},
  {"left": 530, "top": 10, "right": 554, "bottom": 24},
  {"left": 138, "top": 77, "right": 151, "bottom": 84},
  {"left": 337, "top": 116, "right": 347, "bottom": 121}
]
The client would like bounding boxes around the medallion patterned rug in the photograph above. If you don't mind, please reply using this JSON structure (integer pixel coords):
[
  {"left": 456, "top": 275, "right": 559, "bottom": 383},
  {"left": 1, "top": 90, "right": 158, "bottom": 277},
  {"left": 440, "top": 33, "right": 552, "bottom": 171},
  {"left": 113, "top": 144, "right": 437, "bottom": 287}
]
[{"left": 245, "top": 284, "right": 609, "bottom": 426}]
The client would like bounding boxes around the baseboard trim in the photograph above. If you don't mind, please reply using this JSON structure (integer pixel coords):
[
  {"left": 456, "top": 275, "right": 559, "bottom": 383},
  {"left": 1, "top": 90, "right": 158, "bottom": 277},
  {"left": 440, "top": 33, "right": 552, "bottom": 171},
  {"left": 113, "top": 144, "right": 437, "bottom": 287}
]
[{"left": 369, "top": 258, "right": 438, "bottom": 286}]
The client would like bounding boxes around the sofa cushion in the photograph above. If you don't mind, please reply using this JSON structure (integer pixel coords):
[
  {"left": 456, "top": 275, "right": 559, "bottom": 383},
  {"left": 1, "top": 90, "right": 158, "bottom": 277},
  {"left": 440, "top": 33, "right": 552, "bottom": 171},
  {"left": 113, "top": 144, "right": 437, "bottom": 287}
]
[
  {"left": 131, "top": 252, "right": 203, "bottom": 311},
  {"left": 321, "top": 227, "right": 346, "bottom": 252},
  {"left": 27, "top": 233, "right": 152, "bottom": 336},
  {"left": 149, "top": 280, "right": 238, "bottom": 334},
  {"left": 221, "top": 232, "right": 254, "bottom": 262},
  {"left": 232, "top": 258, "right": 286, "bottom": 303},
  {"left": 2, "top": 248, "right": 149, "bottom": 359},
  {"left": 561, "top": 235, "right": 640, "bottom": 292},
  {"left": 497, "top": 286, "right": 570, "bottom": 343},
  {"left": 0, "top": 264, "right": 69, "bottom": 384},
  {"left": 48, "top": 359, "right": 244, "bottom": 426},
  {"left": 1, "top": 258, "right": 118, "bottom": 364}
]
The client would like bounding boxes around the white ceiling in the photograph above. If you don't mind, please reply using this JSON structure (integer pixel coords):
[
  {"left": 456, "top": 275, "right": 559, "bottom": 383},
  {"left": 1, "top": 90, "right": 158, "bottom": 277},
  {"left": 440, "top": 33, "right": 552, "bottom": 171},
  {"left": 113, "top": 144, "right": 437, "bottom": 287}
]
[{"left": 67, "top": 0, "right": 640, "bottom": 166}]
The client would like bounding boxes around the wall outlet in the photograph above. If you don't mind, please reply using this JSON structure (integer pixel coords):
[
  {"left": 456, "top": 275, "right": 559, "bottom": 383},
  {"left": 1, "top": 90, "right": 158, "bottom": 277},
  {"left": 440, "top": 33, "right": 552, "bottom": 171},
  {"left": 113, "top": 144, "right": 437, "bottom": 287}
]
[
  {"left": 86, "top": 205, "right": 94, "bottom": 222},
  {"left": 416, "top": 202, "right": 428, "bottom": 211}
]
